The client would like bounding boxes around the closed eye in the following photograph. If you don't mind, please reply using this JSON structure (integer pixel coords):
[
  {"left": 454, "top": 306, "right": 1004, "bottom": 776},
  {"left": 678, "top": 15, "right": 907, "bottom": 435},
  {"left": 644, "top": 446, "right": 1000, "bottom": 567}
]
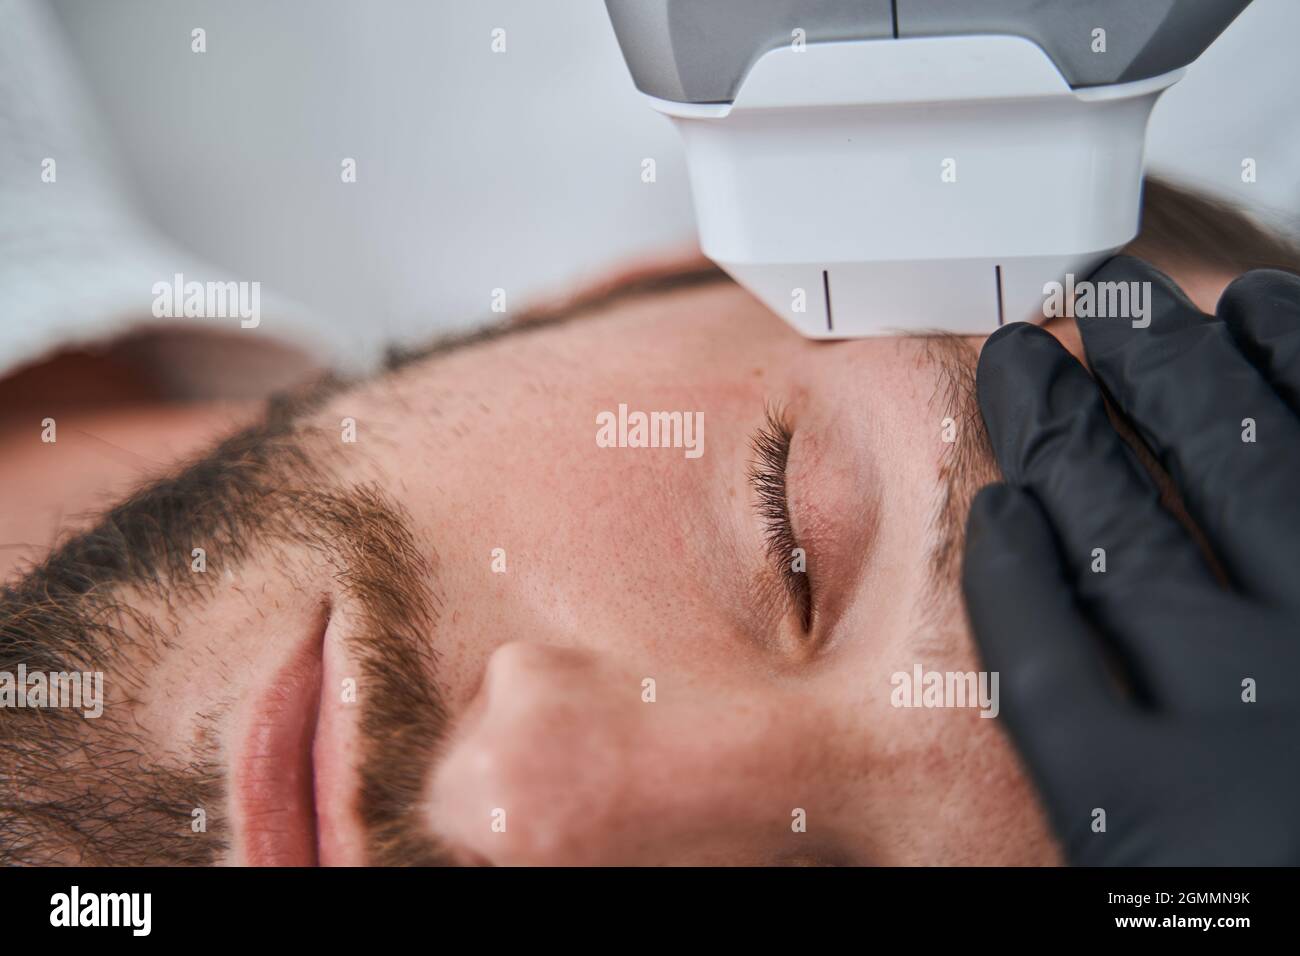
[{"left": 747, "top": 404, "right": 814, "bottom": 633}]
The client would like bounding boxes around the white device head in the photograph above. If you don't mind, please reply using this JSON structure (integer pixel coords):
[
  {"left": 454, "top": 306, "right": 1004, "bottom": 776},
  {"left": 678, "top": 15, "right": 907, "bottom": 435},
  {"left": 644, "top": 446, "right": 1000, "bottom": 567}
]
[{"left": 606, "top": 0, "right": 1253, "bottom": 338}]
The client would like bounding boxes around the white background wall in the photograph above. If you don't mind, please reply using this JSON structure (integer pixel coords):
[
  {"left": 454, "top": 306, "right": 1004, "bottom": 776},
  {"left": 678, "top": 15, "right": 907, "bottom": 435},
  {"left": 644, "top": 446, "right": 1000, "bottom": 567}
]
[{"left": 47, "top": 0, "right": 1300, "bottom": 362}]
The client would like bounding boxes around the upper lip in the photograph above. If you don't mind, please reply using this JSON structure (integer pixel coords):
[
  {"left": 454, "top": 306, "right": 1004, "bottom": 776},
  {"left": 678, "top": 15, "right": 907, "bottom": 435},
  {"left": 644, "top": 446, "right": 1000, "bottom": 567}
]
[{"left": 235, "top": 618, "right": 327, "bottom": 865}]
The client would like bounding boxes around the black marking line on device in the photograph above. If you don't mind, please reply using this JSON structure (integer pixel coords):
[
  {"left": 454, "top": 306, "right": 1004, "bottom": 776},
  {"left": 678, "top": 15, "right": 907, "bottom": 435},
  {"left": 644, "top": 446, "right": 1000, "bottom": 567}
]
[
  {"left": 995, "top": 264, "right": 1006, "bottom": 327},
  {"left": 823, "top": 269, "right": 834, "bottom": 332},
  {"left": 890, "top": 0, "right": 900, "bottom": 38}
]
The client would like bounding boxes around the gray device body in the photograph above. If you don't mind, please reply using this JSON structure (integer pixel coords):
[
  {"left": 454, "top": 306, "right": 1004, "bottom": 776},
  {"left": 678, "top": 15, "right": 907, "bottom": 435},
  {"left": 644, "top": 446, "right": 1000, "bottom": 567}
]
[
  {"left": 607, "top": 0, "right": 1253, "bottom": 103},
  {"left": 603, "top": 0, "right": 1254, "bottom": 338}
]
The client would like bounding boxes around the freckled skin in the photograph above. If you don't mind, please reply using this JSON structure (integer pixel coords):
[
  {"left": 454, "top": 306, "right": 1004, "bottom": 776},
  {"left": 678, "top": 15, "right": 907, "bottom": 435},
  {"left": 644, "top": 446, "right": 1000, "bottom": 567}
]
[{"left": 0, "top": 262, "right": 1234, "bottom": 865}]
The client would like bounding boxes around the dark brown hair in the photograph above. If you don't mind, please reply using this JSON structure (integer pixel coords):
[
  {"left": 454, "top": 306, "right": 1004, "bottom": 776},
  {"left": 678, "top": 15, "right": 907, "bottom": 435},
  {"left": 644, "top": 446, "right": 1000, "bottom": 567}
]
[{"left": 1127, "top": 176, "right": 1300, "bottom": 276}]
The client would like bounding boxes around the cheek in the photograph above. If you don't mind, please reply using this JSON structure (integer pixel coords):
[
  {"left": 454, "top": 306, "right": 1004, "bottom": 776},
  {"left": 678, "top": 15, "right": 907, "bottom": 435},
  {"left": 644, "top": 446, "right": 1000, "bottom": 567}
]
[
  {"left": 405, "top": 379, "right": 769, "bottom": 677},
  {"left": 825, "top": 592, "right": 1062, "bottom": 864}
]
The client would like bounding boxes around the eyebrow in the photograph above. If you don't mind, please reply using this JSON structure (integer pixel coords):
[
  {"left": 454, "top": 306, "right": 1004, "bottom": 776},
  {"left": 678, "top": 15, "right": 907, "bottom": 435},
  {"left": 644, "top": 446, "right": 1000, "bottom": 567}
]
[{"left": 916, "top": 334, "right": 998, "bottom": 649}]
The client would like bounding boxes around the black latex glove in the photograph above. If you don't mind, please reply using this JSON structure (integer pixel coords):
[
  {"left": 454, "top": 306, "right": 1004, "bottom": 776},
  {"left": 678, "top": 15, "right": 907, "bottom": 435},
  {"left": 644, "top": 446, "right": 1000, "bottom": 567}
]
[{"left": 962, "top": 256, "right": 1300, "bottom": 865}]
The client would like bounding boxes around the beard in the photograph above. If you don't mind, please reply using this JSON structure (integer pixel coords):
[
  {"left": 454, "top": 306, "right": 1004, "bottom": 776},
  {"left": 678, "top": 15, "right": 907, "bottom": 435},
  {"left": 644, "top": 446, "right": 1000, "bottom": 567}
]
[{"left": 0, "top": 391, "right": 455, "bottom": 865}]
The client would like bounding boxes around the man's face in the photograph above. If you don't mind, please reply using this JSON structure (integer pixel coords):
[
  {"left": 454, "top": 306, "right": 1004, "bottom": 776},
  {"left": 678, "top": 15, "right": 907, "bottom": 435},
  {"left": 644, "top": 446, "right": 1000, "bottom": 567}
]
[
  {"left": 304, "top": 278, "right": 1061, "bottom": 867},
  {"left": 6, "top": 275, "right": 1071, "bottom": 867}
]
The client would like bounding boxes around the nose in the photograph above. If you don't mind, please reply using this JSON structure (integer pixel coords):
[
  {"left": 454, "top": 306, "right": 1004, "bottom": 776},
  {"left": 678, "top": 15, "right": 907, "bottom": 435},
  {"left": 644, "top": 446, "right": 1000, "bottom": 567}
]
[
  {"left": 425, "top": 641, "right": 793, "bottom": 865},
  {"left": 425, "top": 641, "right": 651, "bottom": 865}
]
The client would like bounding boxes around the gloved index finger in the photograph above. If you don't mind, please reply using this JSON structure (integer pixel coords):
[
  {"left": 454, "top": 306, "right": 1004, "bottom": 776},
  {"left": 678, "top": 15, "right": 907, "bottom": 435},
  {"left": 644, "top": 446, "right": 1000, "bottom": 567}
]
[{"left": 962, "top": 482, "right": 1126, "bottom": 828}]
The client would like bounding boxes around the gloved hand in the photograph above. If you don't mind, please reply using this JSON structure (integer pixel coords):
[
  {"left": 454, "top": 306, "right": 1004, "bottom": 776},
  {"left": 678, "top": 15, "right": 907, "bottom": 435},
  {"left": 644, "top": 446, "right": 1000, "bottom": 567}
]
[{"left": 962, "top": 255, "right": 1300, "bottom": 865}]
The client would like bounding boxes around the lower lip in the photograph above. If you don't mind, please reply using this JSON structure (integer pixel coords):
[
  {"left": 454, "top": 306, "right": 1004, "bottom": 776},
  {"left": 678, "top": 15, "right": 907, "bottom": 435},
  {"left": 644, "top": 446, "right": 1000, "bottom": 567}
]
[{"left": 236, "top": 630, "right": 324, "bottom": 866}]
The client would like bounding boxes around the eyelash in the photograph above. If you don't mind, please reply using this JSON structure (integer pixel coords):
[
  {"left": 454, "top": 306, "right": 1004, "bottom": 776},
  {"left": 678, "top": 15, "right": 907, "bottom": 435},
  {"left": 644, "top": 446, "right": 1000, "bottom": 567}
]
[{"left": 748, "top": 405, "right": 814, "bottom": 633}]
